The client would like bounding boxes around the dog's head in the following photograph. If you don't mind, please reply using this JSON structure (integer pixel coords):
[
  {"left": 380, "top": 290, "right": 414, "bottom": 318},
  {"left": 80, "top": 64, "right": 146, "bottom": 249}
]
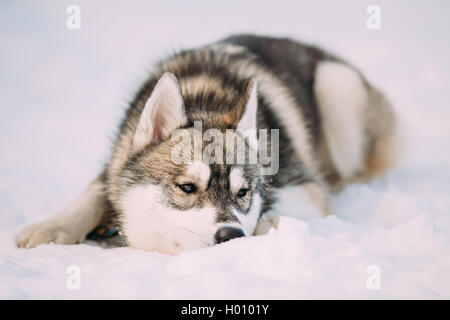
[{"left": 116, "top": 72, "right": 266, "bottom": 254}]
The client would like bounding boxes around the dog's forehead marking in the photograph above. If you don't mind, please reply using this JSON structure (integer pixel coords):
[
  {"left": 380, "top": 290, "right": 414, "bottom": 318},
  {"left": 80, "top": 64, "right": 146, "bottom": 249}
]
[
  {"left": 229, "top": 167, "right": 245, "bottom": 193},
  {"left": 186, "top": 161, "right": 211, "bottom": 186}
]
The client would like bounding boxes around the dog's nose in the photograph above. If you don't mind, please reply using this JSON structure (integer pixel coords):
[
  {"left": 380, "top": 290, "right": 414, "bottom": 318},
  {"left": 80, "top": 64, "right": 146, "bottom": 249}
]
[{"left": 215, "top": 227, "right": 245, "bottom": 244}]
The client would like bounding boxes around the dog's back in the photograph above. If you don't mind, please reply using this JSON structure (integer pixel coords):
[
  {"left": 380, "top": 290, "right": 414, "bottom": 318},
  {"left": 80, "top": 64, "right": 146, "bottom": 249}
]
[
  {"left": 222, "top": 35, "right": 396, "bottom": 187},
  {"left": 112, "top": 34, "right": 396, "bottom": 193}
]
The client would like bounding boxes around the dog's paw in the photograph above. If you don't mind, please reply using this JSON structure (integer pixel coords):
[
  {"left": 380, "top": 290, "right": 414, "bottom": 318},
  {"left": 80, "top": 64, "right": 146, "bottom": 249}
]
[
  {"left": 16, "top": 221, "right": 82, "bottom": 248},
  {"left": 253, "top": 212, "right": 280, "bottom": 236}
]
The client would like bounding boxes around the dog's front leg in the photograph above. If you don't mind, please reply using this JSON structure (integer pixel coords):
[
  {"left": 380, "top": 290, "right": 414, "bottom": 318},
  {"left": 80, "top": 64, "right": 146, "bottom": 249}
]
[{"left": 16, "top": 176, "right": 109, "bottom": 248}]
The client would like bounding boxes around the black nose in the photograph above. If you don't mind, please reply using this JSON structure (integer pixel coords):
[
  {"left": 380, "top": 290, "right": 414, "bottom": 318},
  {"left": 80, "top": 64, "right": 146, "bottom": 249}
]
[{"left": 215, "top": 227, "right": 245, "bottom": 244}]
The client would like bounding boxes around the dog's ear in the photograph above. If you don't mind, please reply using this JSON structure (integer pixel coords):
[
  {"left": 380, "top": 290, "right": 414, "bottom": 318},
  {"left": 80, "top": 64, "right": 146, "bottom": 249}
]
[
  {"left": 235, "top": 78, "right": 258, "bottom": 151},
  {"left": 133, "top": 72, "right": 186, "bottom": 151},
  {"left": 236, "top": 78, "right": 258, "bottom": 131}
]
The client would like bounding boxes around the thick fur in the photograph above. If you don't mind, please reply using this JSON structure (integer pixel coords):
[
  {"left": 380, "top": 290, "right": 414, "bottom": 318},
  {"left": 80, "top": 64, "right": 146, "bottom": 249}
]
[{"left": 16, "top": 34, "right": 396, "bottom": 254}]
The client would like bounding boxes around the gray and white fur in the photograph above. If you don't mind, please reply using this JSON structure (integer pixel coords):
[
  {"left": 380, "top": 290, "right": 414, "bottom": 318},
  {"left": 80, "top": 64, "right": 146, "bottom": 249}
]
[{"left": 16, "top": 34, "right": 397, "bottom": 254}]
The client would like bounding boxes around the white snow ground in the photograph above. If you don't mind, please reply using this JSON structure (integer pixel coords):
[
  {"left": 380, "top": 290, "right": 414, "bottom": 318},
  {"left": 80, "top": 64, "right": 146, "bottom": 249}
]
[{"left": 1, "top": 0, "right": 450, "bottom": 299}]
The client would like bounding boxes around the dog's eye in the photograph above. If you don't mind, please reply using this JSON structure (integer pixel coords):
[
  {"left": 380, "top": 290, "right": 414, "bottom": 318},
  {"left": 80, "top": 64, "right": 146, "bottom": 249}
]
[
  {"left": 236, "top": 188, "right": 249, "bottom": 198},
  {"left": 178, "top": 183, "right": 196, "bottom": 194}
]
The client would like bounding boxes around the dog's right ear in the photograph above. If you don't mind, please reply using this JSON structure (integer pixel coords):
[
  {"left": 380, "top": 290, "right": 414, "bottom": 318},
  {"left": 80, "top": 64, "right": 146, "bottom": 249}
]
[{"left": 132, "top": 72, "right": 186, "bottom": 151}]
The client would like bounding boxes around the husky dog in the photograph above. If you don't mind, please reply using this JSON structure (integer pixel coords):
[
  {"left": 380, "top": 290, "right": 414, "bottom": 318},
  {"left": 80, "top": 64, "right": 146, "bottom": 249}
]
[{"left": 16, "top": 35, "right": 396, "bottom": 254}]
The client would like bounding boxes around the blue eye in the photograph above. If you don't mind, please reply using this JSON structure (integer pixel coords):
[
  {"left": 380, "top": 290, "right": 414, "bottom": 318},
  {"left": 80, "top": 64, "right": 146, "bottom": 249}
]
[{"left": 178, "top": 183, "right": 196, "bottom": 194}]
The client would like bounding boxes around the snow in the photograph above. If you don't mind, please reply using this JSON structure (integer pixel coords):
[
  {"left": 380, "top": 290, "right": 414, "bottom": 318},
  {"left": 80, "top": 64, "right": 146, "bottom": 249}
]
[{"left": 1, "top": 0, "right": 450, "bottom": 299}]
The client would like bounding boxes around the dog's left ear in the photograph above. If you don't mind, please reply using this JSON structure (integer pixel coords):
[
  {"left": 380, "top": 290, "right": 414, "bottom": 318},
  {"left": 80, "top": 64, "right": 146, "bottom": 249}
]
[
  {"left": 236, "top": 78, "right": 258, "bottom": 151},
  {"left": 133, "top": 72, "right": 186, "bottom": 151},
  {"left": 221, "top": 78, "right": 259, "bottom": 150}
]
